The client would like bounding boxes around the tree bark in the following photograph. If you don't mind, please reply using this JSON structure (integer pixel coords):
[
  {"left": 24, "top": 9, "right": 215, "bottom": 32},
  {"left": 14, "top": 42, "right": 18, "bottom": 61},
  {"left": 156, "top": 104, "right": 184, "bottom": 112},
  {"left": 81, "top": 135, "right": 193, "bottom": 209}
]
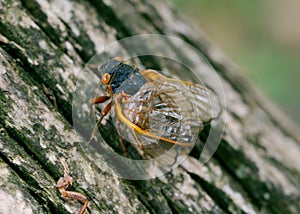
[{"left": 1, "top": 0, "right": 300, "bottom": 213}]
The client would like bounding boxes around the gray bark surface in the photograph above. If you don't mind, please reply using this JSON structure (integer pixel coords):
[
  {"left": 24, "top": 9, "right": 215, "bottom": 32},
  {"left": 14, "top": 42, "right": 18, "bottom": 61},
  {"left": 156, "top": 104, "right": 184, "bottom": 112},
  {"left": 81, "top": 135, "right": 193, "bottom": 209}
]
[{"left": 0, "top": 0, "right": 300, "bottom": 213}]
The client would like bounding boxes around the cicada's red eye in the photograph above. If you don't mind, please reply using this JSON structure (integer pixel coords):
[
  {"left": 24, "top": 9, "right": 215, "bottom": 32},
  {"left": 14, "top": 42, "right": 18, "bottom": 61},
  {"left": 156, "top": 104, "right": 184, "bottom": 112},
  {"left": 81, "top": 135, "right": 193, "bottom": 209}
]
[{"left": 102, "top": 73, "right": 111, "bottom": 85}]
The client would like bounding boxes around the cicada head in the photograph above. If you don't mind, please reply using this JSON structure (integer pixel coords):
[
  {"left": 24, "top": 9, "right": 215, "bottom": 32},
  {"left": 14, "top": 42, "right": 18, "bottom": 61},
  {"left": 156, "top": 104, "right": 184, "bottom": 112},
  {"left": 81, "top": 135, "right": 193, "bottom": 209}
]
[{"left": 99, "top": 57, "right": 147, "bottom": 95}]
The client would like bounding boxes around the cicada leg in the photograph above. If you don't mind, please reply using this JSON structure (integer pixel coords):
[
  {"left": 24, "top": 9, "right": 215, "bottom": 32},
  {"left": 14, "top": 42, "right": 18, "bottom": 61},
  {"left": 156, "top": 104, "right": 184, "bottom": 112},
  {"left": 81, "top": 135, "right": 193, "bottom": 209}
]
[
  {"left": 89, "top": 96, "right": 110, "bottom": 116},
  {"left": 89, "top": 101, "right": 113, "bottom": 142},
  {"left": 56, "top": 158, "right": 88, "bottom": 214},
  {"left": 131, "top": 129, "right": 144, "bottom": 150},
  {"left": 130, "top": 129, "right": 146, "bottom": 157}
]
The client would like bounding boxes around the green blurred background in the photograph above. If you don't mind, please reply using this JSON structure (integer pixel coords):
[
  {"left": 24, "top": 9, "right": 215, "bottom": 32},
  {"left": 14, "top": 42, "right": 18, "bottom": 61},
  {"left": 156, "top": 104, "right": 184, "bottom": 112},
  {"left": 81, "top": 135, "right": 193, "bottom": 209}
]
[{"left": 172, "top": 0, "right": 300, "bottom": 126}]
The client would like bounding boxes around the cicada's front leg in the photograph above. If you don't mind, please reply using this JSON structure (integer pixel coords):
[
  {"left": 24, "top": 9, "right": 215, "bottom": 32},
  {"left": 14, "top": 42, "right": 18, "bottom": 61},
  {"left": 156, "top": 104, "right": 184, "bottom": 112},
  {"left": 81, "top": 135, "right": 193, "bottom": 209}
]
[
  {"left": 90, "top": 96, "right": 111, "bottom": 105},
  {"left": 56, "top": 158, "right": 88, "bottom": 214},
  {"left": 89, "top": 95, "right": 111, "bottom": 116},
  {"left": 89, "top": 101, "right": 113, "bottom": 142}
]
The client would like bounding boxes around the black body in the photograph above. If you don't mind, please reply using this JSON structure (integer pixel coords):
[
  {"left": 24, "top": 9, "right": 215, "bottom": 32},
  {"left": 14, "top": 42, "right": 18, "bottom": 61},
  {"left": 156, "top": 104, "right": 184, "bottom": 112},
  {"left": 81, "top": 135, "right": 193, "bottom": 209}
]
[{"left": 100, "top": 59, "right": 147, "bottom": 95}]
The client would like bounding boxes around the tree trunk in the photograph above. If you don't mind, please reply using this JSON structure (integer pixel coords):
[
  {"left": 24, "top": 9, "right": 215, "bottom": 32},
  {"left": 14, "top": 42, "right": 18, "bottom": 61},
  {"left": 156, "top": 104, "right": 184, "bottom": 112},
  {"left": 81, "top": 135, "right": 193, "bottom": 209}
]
[{"left": 1, "top": 0, "right": 299, "bottom": 213}]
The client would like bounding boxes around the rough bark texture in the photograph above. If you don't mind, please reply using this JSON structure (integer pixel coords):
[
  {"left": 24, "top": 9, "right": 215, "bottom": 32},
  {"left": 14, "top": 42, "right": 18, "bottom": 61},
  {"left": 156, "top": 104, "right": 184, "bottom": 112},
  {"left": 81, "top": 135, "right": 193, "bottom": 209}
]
[{"left": 1, "top": 0, "right": 300, "bottom": 214}]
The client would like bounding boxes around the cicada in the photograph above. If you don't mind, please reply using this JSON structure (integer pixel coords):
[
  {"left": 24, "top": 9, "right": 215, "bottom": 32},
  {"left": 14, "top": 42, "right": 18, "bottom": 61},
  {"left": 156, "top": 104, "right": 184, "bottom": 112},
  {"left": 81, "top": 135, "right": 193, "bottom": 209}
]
[{"left": 90, "top": 57, "right": 220, "bottom": 159}]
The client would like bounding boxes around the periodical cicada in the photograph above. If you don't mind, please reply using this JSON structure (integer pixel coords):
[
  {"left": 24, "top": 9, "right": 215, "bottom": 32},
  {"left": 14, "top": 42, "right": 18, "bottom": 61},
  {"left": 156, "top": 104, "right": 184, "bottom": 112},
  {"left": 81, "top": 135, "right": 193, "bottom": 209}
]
[{"left": 90, "top": 57, "right": 220, "bottom": 161}]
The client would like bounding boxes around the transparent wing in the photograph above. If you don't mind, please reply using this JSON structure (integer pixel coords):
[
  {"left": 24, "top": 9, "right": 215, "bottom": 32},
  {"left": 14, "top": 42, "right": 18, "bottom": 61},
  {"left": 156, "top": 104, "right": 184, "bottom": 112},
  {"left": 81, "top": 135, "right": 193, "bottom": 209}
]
[
  {"left": 116, "top": 76, "right": 220, "bottom": 158},
  {"left": 141, "top": 69, "right": 221, "bottom": 121}
]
